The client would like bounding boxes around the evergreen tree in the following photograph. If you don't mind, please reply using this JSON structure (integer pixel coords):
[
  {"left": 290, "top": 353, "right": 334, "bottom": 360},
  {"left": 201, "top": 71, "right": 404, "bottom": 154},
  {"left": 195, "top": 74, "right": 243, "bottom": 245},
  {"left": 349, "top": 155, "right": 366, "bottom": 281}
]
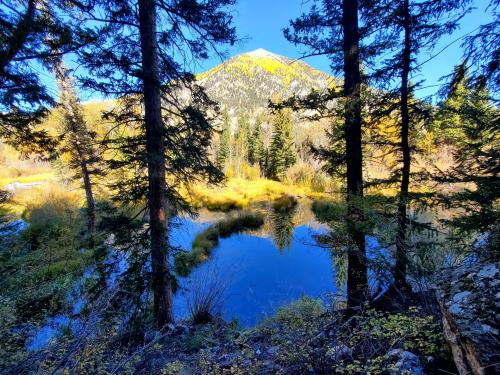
[
  {"left": 435, "top": 72, "right": 499, "bottom": 260},
  {"left": 0, "top": 0, "right": 92, "bottom": 155},
  {"left": 460, "top": 0, "right": 499, "bottom": 94},
  {"left": 268, "top": 109, "right": 295, "bottom": 181},
  {"left": 248, "top": 122, "right": 264, "bottom": 167},
  {"left": 77, "top": 0, "right": 236, "bottom": 327},
  {"left": 217, "top": 113, "right": 230, "bottom": 168},
  {"left": 285, "top": 0, "right": 371, "bottom": 307},
  {"left": 434, "top": 64, "right": 471, "bottom": 144},
  {"left": 234, "top": 114, "right": 251, "bottom": 169},
  {"left": 53, "top": 61, "right": 101, "bottom": 235},
  {"left": 367, "top": 0, "right": 470, "bottom": 289}
]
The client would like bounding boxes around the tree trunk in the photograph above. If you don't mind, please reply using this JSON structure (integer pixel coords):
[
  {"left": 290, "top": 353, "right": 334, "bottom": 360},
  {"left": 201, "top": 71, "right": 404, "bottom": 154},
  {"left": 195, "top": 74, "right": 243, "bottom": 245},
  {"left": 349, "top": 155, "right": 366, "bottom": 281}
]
[
  {"left": 395, "top": 0, "right": 411, "bottom": 290},
  {"left": 81, "top": 161, "right": 96, "bottom": 234},
  {"left": 138, "top": 0, "right": 173, "bottom": 327},
  {"left": 53, "top": 61, "right": 96, "bottom": 235},
  {"left": 342, "top": 0, "right": 368, "bottom": 308}
]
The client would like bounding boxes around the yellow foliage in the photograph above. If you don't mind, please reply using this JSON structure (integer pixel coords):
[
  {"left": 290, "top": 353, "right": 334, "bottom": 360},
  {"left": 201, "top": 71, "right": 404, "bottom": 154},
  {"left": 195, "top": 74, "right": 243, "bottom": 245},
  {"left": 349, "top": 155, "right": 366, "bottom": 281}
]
[{"left": 186, "top": 177, "right": 329, "bottom": 211}]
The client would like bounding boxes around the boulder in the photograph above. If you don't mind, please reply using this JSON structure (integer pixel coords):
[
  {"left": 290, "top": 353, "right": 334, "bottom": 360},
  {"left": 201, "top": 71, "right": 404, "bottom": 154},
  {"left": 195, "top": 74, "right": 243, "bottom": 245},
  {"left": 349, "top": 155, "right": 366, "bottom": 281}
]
[
  {"left": 435, "top": 262, "right": 500, "bottom": 375},
  {"left": 387, "top": 349, "right": 424, "bottom": 375}
]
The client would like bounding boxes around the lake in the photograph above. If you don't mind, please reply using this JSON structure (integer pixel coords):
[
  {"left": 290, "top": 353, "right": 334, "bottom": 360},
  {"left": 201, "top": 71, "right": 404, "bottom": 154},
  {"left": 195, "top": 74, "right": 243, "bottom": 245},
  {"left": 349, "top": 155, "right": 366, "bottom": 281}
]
[
  {"left": 25, "top": 200, "right": 391, "bottom": 350},
  {"left": 171, "top": 201, "right": 391, "bottom": 326}
]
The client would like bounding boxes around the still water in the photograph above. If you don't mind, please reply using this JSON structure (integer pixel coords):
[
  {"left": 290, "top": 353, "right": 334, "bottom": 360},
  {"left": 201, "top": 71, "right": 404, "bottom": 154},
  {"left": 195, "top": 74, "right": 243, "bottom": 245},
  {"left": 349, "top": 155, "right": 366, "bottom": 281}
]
[
  {"left": 171, "top": 202, "right": 390, "bottom": 326},
  {"left": 25, "top": 201, "right": 390, "bottom": 350}
]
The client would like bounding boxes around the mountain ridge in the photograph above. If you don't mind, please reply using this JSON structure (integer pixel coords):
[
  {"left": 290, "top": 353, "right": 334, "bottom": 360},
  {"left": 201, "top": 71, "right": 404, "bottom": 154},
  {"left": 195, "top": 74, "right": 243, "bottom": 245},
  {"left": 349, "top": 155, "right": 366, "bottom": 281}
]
[{"left": 196, "top": 48, "right": 337, "bottom": 122}]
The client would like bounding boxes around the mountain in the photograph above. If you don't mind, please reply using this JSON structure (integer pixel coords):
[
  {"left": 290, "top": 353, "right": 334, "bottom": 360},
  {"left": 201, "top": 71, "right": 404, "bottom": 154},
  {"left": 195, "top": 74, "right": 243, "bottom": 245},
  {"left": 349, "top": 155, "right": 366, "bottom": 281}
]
[{"left": 196, "top": 48, "right": 336, "bottom": 122}]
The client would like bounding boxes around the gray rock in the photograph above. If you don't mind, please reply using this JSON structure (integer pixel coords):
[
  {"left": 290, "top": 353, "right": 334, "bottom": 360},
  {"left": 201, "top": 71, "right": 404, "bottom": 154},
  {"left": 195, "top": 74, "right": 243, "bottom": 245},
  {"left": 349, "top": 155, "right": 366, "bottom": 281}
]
[
  {"left": 144, "top": 330, "right": 161, "bottom": 342},
  {"left": 435, "top": 261, "right": 500, "bottom": 375},
  {"left": 219, "top": 352, "right": 239, "bottom": 367},
  {"left": 174, "top": 324, "right": 190, "bottom": 335},
  {"left": 387, "top": 349, "right": 424, "bottom": 375}
]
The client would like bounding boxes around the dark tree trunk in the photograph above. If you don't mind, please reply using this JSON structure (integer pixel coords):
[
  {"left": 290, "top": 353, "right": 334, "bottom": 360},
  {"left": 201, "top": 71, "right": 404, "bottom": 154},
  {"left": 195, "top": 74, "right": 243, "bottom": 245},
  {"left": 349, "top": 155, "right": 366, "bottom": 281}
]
[
  {"left": 138, "top": 0, "right": 173, "bottom": 327},
  {"left": 81, "top": 161, "right": 96, "bottom": 234},
  {"left": 395, "top": 0, "right": 411, "bottom": 290},
  {"left": 342, "top": 0, "right": 368, "bottom": 308},
  {"left": 53, "top": 61, "right": 96, "bottom": 236}
]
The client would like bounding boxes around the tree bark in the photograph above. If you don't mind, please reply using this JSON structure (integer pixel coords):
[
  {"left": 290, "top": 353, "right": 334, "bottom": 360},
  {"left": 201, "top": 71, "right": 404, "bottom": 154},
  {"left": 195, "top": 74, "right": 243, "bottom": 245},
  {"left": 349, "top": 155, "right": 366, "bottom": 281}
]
[
  {"left": 395, "top": 0, "right": 411, "bottom": 290},
  {"left": 342, "top": 0, "right": 368, "bottom": 308},
  {"left": 53, "top": 61, "right": 96, "bottom": 235},
  {"left": 138, "top": 0, "right": 173, "bottom": 327},
  {"left": 81, "top": 160, "right": 96, "bottom": 234}
]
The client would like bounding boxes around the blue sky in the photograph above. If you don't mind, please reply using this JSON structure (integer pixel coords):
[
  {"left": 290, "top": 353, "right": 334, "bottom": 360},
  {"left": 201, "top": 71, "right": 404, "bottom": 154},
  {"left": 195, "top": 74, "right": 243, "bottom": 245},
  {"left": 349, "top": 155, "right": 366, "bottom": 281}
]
[
  {"left": 63, "top": 0, "right": 492, "bottom": 102},
  {"left": 194, "top": 0, "right": 494, "bottom": 100}
]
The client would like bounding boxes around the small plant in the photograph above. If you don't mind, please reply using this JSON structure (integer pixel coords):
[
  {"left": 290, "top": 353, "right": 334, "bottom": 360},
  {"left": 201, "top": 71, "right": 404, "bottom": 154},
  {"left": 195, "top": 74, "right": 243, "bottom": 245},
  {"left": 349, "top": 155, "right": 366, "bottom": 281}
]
[
  {"left": 187, "top": 263, "right": 230, "bottom": 324},
  {"left": 270, "top": 296, "right": 324, "bottom": 330}
]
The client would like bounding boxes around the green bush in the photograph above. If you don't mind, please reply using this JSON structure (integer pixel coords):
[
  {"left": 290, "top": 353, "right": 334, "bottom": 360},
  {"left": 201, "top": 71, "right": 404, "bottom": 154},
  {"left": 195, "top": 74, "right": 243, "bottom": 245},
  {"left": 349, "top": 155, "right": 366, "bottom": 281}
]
[{"left": 271, "top": 296, "right": 324, "bottom": 330}]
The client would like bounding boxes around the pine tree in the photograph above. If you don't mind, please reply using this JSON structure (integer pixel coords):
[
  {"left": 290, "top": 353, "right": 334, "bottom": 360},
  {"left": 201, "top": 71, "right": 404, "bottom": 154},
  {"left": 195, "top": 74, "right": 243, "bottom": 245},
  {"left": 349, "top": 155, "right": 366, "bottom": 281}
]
[
  {"left": 233, "top": 115, "right": 250, "bottom": 173},
  {"left": 77, "top": 0, "right": 236, "bottom": 327},
  {"left": 0, "top": 1, "right": 93, "bottom": 156},
  {"left": 367, "top": 0, "right": 471, "bottom": 289},
  {"left": 435, "top": 72, "right": 499, "bottom": 260},
  {"left": 268, "top": 109, "right": 295, "bottom": 181},
  {"left": 217, "top": 114, "right": 230, "bottom": 168},
  {"left": 434, "top": 64, "right": 470, "bottom": 144},
  {"left": 53, "top": 61, "right": 100, "bottom": 235},
  {"left": 248, "top": 122, "right": 265, "bottom": 169},
  {"left": 285, "top": 0, "right": 370, "bottom": 307}
]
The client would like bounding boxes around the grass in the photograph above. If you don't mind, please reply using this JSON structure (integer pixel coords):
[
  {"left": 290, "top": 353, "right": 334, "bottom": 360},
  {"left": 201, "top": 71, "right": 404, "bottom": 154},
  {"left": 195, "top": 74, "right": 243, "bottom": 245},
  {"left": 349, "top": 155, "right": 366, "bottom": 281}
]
[
  {"left": 0, "top": 187, "right": 100, "bottom": 368},
  {"left": 187, "top": 177, "right": 329, "bottom": 212},
  {"left": 174, "top": 211, "right": 264, "bottom": 276},
  {"left": 0, "top": 171, "right": 56, "bottom": 188}
]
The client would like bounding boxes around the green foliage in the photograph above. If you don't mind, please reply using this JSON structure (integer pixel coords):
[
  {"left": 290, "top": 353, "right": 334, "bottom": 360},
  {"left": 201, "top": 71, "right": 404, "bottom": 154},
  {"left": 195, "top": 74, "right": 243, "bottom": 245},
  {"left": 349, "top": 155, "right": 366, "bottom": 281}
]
[
  {"left": 352, "top": 308, "right": 443, "bottom": 356},
  {"left": 435, "top": 66, "right": 500, "bottom": 258},
  {"left": 267, "top": 108, "right": 296, "bottom": 181},
  {"left": 271, "top": 296, "right": 323, "bottom": 331},
  {"left": 312, "top": 199, "right": 345, "bottom": 223},
  {"left": 174, "top": 212, "right": 264, "bottom": 276},
  {"left": 0, "top": 190, "right": 99, "bottom": 368},
  {"left": 216, "top": 113, "right": 231, "bottom": 168}
]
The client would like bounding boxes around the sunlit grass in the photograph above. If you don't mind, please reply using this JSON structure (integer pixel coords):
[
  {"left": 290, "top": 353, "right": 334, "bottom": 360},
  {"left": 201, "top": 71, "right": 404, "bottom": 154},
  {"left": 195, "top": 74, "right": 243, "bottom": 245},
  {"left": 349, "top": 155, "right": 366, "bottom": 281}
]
[
  {"left": 187, "top": 177, "right": 330, "bottom": 211},
  {"left": 2, "top": 182, "right": 82, "bottom": 217},
  {"left": 0, "top": 171, "right": 56, "bottom": 188}
]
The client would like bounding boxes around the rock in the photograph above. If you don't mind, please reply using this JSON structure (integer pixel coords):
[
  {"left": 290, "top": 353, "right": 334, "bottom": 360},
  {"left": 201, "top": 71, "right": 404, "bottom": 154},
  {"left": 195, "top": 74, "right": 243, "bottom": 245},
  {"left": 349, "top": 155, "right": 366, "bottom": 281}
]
[
  {"left": 326, "top": 345, "right": 353, "bottom": 362},
  {"left": 266, "top": 345, "right": 280, "bottom": 356},
  {"left": 219, "top": 352, "right": 239, "bottom": 367},
  {"left": 435, "top": 261, "right": 500, "bottom": 375},
  {"left": 477, "top": 264, "right": 498, "bottom": 279},
  {"left": 387, "top": 349, "right": 423, "bottom": 375},
  {"left": 174, "top": 324, "right": 190, "bottom": 335}
]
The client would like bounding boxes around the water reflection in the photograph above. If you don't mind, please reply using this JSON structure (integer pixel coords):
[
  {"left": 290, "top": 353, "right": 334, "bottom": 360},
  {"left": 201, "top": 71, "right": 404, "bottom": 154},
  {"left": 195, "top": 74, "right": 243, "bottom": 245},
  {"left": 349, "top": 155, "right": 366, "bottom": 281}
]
[{"left": 268, "top": 201, "right": 297, "bottom": 253}]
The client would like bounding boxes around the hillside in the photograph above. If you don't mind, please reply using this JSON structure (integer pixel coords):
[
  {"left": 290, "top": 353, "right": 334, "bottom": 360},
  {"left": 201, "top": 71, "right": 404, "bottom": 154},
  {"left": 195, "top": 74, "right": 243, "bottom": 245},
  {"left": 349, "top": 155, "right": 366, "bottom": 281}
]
[{"left": 197, "top": 48, "right": 336, "bottom": 121}]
